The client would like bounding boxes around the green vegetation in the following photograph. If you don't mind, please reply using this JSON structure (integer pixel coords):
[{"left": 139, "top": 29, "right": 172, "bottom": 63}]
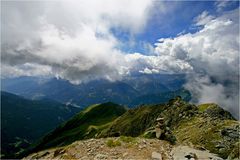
[
  {"left": 174, "top": 103, "right": 238, "bottom": 159},
  {"left": 23, "top": 97, "right": 239, "bottom": 159},
  {"left": 23, "top": 102, "right": 126, "bottom": 156},
  {"left": 106, "top": 139, "right": 121, "bottom": 147},
  {"left": 198, "top": 103, "right": 214, "bottom": 112},
  {"left": 99, "top": 104, "right": 168, "bottom": 137},
  {"left": 119, "top": 136, "right": 137, "bottom": 144},
  {"left": 1, "top": 91, "right": 80, "bottom": 159}
]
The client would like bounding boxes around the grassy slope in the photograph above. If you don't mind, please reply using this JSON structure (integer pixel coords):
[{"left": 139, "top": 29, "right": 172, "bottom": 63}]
[
  {"left": 99, "top": 104, "right": 168, "bottom": 137},
  {"left": 174, "top": 103, "right": 239, "bottom": 158},
  {"left": 26, "top": 102, "right": 127, "bottom": 154},
  {"left": 24, "top": 98, "right": 239, "bottom": 159},
  {"left": 1, "top": 91, "right": 81, "bottom": 159}
]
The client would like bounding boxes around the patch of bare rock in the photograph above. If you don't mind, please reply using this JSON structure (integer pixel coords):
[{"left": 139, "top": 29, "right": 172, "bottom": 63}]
[{"left": 23, "top": 137, "right": 223, "bottom": 160}]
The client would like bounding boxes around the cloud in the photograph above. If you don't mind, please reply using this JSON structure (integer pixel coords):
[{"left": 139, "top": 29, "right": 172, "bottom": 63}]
[
  {"left": 154, "top": 9, "right": 239, "bottom": 117},
  {"left": 194, "top": 11, "right": 215, "bottom": 26},
  {"left": 1, "top": 0, "right": 154, "bottom": 83},
  {"left": 1, "top": 1, "right": 239, "bottom": 116},
  {"left": 214, "top": 0, "right": 235, "bottom": 12}
]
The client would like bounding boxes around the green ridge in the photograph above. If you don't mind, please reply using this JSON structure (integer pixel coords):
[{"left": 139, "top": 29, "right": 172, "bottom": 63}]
[{"left": 23, "top": 97, "right": 239, "bottom": 159}]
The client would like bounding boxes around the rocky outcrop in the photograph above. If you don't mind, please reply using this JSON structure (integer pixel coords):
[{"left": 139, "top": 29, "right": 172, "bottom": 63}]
[
  {"left": 171, "top": 146, "right": 223, "bottom": 160},
  {"left": 23, "top": 137, "right": 224, "bottom": 160}
]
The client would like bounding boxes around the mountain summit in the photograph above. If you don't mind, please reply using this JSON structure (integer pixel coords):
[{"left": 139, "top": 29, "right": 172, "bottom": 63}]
[{"left": 23, "top": 97, "right": 239, "bottom": 159}]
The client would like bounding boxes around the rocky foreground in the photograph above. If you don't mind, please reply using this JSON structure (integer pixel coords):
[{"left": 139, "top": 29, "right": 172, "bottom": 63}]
[{"left": 23, "top": 137, "right": 224, "bottom": 160}]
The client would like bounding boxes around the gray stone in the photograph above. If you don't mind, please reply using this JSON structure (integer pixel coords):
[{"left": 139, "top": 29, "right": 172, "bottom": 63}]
[
  {"left": 215, "top": 144, "right": 225, "bottom": 149},
  {"left": 94, "top": 154, "right": 108, "bottom": 160},
  {"left": 228, "top": 133, "right": 239, "bottom": 139},
  {"left": 219, "top": 148, "right": 225, "bottom": 153},
  {"left": 74, "top": 153, "right": 81, "bottom": 159},
  {"left": 151, "top": 151, "right": 162, "bottom": 160},
  {"left": 184, "top": 152, "right": 197, "bottom": 159}
]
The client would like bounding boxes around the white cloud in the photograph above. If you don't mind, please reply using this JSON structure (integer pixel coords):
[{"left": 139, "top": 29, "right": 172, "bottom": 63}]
[
  {"left": 1, "top": 1, "right": 239, "bottom": 116},
  {"left": 154, "top": 9, "right": 239, "bottom": 117},
  {"left": 194, "top": 11, "right": 215, "bottom": 26},
  {"left": 215, "top": 0, "right": 234, "bottom": 12},
  {"left": 1, "top": 0, "right": 154, "bottom": 83}
]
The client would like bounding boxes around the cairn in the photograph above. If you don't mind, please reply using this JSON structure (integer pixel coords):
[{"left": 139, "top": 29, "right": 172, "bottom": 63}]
[{"left": 155, "top": 117, "right": 165, "bottom": 139}]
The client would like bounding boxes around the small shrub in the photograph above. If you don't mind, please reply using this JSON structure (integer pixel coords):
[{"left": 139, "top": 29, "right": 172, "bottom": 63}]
[
  {"left": 164, "top": 133, "right": 176, "bottom": 145},
  {"left": 142, "top": 130, "right": 156, "bottom": 139},
  {"left": 106, "top": 139, "right": 121, "bottom": 147},
  {"left": 120, "top": 136, "right": 136, "bottom": 143}
]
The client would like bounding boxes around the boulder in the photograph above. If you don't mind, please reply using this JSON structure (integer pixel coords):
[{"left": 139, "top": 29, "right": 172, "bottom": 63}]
[{"left": 151, "top": 151, "right": 162, "bottom": 160}]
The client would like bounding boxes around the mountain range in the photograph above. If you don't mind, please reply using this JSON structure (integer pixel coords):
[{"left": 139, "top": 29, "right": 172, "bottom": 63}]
[{"left": 1, "top": 74, "right": 189, "bottom": 108}]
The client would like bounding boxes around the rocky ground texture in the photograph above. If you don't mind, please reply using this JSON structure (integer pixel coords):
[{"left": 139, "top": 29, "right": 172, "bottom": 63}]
[{"left": 23, "top": 137, "right": 224, "bottom": 160}]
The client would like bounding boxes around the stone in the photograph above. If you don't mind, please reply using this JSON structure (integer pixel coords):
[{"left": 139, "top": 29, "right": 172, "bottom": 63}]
[
  {"left": 215, "top": 144, "right": 225, "bottom": 149},
  {"left": 155, "top": 128, "right": 162, "bottom": 139},
  {"left": 219, "top": 148, "right": 225, "bottom": 153},
  {"left": 184, "top": 152, "right": 197, "bottom": 159},
  {"left": 94, "top": 154, "right": 108, "bottom": 160},
  {"left": 228, "top": 133, "right": 239, "bottom": 139},
  {"left": 156, "top": 117, "right": 164, "bottom": 122},
  {"left": 74, "top": 153, "right": 81, "bottom": 159},
  {"left": 143, "top": 139, "right": 146, "bottom": 144},
  {"left": 151, "top": 151, "right": 162, "bottom": 160},
  {"left": 123, "top": 152, "right": 128, "bottom": 157},
  {"left": 87, "top": 148, "right": 92, "bottom": 152},
  {"left": 54, "top": 149, "right": 65, "bottom": 157}
]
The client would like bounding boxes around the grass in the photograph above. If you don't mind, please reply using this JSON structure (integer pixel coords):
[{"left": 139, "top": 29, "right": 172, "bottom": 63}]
[
  {"left": 198, "top": 103, "right": 219, "bottom": 112},
  {"left": 106, "top": 139, "right": 121, "bottom": 147},
  {"left": 24, "top": 102, "right": 126, "bottom": 155},
  {"left": 174, "top": 116, "right": 239, "bottom": 159},
  {"left": 119, "top": 136, "right": 137, "bottom": 144}
]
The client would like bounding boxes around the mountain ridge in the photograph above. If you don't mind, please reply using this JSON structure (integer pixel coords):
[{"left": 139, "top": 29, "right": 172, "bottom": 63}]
[
  {"left": 22, "top": 97, "right": 239, "bottom": 159},
  {"left": 1, "top": 91, "right": 81, "bottom": 159}
]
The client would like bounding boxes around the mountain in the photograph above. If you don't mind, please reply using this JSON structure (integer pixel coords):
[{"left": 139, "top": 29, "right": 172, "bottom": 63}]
[
  {"left": 1, "top": 74, "right": 187, "bottom": 108},
  {"left": 1, "top": 91, "right": 81, "bottom": 159},
  {"left": 23, "top": 97, "right": 239, "bottom": 159},
  {"left": 24, "top": 102, "right": 127, "bottom": 155},
  {"left": 129, "top": 89, "right": 191, "bottom": 106}
]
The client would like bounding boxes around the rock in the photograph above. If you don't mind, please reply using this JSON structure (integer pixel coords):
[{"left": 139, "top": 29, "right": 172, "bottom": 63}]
[
  {"left": 151, "top": 151, "right": 162, "bottom": 160},
  {"left": 74, "top": 153, "right": 81, "bottom": 159},
  {"left": 184, "top": 152, "right": 197, "bottom": 159},
  {"left": 218, "top": 148, "right": 225, "bottom": 153},
  {"left": 143, "top": 139, "right": 147, "bottom": 144},
  {"left": 123, "top": 152, "right": 128, "bottom": 157},
  {"left": 155, "top": 128, "right": 162, "bottom": 139},
  {"left": 215, "top": 144, "right": 225, "bottom": 149},
  {"left": 156, "top": 118, "right": 164, "bottom": 122},
  {"left": 54, "top": 149, "right": 65, "bottom": 157},
  {"left": 195, "top": 145, "right": 206, "bottom": 151},
  {"left": 228, "top": 133, "right": 239, "bottom": 139},
  {"left": 94, "top": 154, "right": 108, "bottom": 160}
]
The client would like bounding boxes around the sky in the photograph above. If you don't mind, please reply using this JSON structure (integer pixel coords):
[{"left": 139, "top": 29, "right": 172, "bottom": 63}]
[{"left": 1, "top": 0, "right": 240, "bottom": 116}]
